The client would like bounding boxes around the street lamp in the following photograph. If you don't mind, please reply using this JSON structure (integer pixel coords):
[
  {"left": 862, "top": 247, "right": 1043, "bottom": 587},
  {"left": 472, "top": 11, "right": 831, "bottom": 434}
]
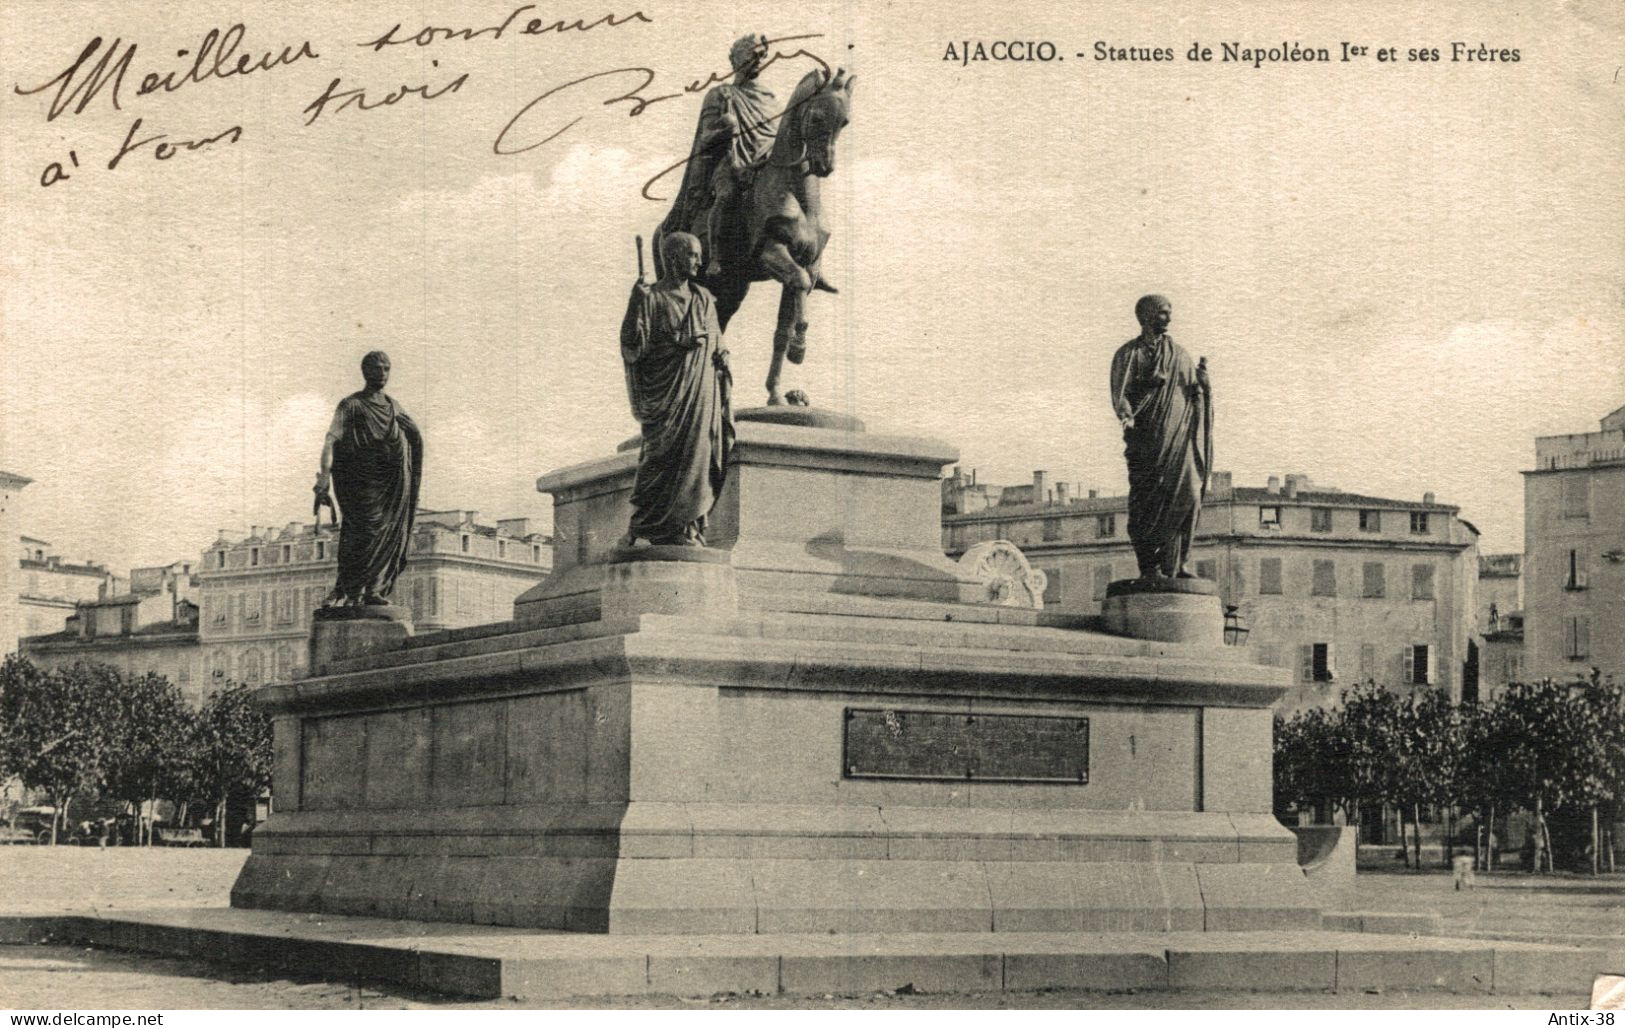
[{"left": 1223, "top": 605, "right": 1250, "bottom": 646}]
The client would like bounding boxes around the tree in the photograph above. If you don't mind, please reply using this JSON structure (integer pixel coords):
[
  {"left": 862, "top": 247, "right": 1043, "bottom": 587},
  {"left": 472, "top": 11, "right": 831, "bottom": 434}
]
[
  {"left": 0, "top": 657, "right": 120, "bottom": 843},
  {"left": 101, "top": 672, "right": 196, "bottom": 846},
  {"left": 1332, "top": 682, "right": 1404, "bottom": 831},
  {"left": 1390, "top": 689, "right": 1465, "bottom": 869},
  {"left": 187, "top": 685, "right": 272, "bottom": 847},
  {"left": 1485, "top": 678, "right": 1601, "bottom": 872}
]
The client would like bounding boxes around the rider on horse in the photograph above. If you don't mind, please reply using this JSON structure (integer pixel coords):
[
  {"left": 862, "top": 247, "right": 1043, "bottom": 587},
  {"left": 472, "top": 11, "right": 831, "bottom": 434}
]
[{"left": 687, "top": 34, "right": 777, "bottom": 277}]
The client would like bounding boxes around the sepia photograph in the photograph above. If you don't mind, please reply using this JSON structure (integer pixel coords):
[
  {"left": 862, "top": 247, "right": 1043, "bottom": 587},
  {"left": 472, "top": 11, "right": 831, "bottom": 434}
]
[{"left": 1, "top": 0, "right": 1623, "bottom": 1015}]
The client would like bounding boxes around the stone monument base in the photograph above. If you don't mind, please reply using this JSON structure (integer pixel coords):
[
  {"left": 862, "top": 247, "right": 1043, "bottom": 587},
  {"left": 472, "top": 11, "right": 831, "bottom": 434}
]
[
  {"left": 308, "top": 605, "right": 413, "bottom": 676},
  {"left": 1100, "top": 578, "right": 1222, "bottom": 646},
  {"left": 240, "top": 417, "right": 1311, "bottom": 938}
]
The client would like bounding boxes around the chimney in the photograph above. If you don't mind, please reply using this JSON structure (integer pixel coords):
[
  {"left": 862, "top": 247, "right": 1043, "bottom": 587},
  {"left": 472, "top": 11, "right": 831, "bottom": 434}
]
[
  {"left": 1208, "top": 471, "right": 1233, "bottom": 498},
  {"left": 1055, "top": 482, "right": 1072, "bottom": 504},
  {"left": 1088, "top": 488, "right": 1099, "bottom": 499},
  {"left": 1266, "top": 476, "right": 1281, "bottom": 494},
  {"left": 1285, "top": 473, "right": 1311, "bottom": 498},
  {"left": 1423, "top": 491, "right": 1436, "bottom": 505},
  {"left": 1032, "top": 471, "right": 1049, "bottom": 504},
  {"left": 1284, "top": 478, "right": 1299, "bottom": 499}
]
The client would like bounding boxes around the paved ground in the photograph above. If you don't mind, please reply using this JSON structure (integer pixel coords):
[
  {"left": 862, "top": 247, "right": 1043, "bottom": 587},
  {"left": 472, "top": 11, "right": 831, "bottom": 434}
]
[
  {"left": 0, "top": 946, "right": 1580, "bottom": 1010},
  {"left": 0, "top": 849, "right": 1619, "bottom": 1009}
]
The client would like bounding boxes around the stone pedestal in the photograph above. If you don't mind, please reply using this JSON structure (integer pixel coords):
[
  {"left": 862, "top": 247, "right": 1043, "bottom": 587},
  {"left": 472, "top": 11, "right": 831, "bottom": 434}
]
[
  {"left": 1100, "top": 577, "right": 1223, "bottom": 646},
  {"left": 238, "top": 414, "right": 1314, "bottom": 936},
  {"left": 600, "top": 548, "right": 738, "bottom": 621},
  {"left": 307, "top": 606, "right": 412, "bottom": 676}
]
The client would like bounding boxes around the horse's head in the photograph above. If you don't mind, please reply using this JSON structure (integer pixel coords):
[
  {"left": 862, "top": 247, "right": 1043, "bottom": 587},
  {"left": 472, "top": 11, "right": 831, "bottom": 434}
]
[{"left": 781, "top": 68, "right": 854, "bottom": 177}]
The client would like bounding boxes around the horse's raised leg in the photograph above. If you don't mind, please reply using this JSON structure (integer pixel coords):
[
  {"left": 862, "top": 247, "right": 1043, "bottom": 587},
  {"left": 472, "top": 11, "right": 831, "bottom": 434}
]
[{"left": 760, "top": 242, "right": 811, "bottom": 404}]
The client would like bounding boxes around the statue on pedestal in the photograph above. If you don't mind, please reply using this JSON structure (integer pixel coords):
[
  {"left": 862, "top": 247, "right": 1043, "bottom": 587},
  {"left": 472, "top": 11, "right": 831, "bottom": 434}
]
[
  {"left": 621, "top": 232, "right": 735, "bottom": 547},
  {"left": 313, "top": 350, "right": 423, "bottom": 607},
  {"left": 654, "top": 34, "right": 855, "bottom": 406},
  {"left": 1109, "top": 295, "right": 1212, "bottom": 579}
]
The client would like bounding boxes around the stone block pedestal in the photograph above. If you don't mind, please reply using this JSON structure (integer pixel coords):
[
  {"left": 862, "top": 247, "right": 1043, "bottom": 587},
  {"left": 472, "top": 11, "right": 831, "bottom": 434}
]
[
  {"left": 240, "top": 413, "right": 1312, "bottom": 937},
  {"left": 1100, "top": 578, "right": 1223, "bottom": 646},
  {"left": 307, "top": 606, "right": 412, "bottom": 676}
]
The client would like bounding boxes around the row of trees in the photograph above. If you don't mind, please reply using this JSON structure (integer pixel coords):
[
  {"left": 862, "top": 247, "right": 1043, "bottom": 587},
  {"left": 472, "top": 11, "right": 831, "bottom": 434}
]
[
  {"left": 1275, "top": 675, "right": 1625, "bottom": 872},
  {"left": 0, "top": 655, "right": 272, "bottom": 845}
]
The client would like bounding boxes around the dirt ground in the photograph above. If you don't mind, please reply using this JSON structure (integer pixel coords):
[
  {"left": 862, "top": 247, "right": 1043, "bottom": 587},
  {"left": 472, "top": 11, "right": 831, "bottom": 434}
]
[{"left": 0, "top": 848, "right": 1619, "bottom": 1010}]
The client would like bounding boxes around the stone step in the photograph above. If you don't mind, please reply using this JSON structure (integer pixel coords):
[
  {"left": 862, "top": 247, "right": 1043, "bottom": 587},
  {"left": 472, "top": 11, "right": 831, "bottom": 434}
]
[{"left": 2, "top": 908, "right": 1611, "bottom": 1003}]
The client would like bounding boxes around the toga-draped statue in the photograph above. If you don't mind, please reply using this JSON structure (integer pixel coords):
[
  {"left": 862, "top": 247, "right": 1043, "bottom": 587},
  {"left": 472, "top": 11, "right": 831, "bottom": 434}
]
[
  {"left": 1109, "top": 295, "right": 1212, "bottom": 579},
  {"left": 314, "top": 350, "right": 423, "bottom": 606},
  {"left": 621, "top": 232, "right": 735, "bottom": 546}
]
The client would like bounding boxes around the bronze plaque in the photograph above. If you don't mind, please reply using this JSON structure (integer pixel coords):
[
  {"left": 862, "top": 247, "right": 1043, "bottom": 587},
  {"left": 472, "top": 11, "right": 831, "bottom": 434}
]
[{"left": 843, "top": 708, "right": 1089, "bottom": 783}]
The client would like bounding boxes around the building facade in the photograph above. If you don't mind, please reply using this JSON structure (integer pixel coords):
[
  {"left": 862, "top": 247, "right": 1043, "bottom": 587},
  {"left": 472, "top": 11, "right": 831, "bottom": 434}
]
[
  {"left": 193, "top": 511, "right": 551, "bottom": 687},
  {"left": 0, "top": 472, "right": 31, "bottom": 656},
  {"left": 16, "top": 537, "right": 121, "bottom": 652},
  {"left": 1477, "top": 553, "right": 1523, "bottom": 697},
  {"left": 1523, "top": 406, "right": 1625, "bottom": 683},
  {"left": 944, "top": 469, "right": 1480, "bottom": 710},
  {"left": 22, "top": 587, "right": 205, "bottom": 702}
]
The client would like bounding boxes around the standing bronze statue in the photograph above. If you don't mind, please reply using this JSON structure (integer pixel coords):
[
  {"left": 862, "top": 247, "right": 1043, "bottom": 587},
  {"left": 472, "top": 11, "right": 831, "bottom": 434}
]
[
  {"left": 655, "top": 34, "right": 854, "bottom": 406},
  {"left": 621, "top": 233, "right": 735, "bottom": 547},
  {"left": 1109, "top": 295, "right": 1212, "bottom": 579},
  {"left": 313, "top": 351, "right": 423, "bottom": 606}
]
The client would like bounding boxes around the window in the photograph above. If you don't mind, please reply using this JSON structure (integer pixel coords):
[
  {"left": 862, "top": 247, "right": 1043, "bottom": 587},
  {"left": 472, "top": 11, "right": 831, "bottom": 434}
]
[
  {"left": 499, "top": 539, "right": 509, "bottom": 557},
  {"left": 1093, "top": 564, "right": 1113, "bottom": 601},
  {"left": 217, "top": 551, "right": 227, "bottom": 568},
  {"left": 1259, "top": 506, "right": 1281, "bottom": 528},
  {"left": 1195, "top": 559, "right": 1216, "bottom": 580},
  {"left": 1563, "top": 475, "right": 1591, "bottom": 519},
  {"left": 1359, "top": 510, "right": 1381, "bottom": 533},
  {"left": 1359, "top": 643, "right": 1376, "bottom": 682},
  {"left": 182, "top": 563, "right": 190, "bottom": 575},
  {"left": 1310, "top": 508, "right": 1332, "bottom": 533},
  {"left": 1258, "top": 557, "right": 1283, "bottom": 595},
  {"left": 1566, "top": 616, "right": 1591, "bottom": 659},
  {"left": 250, "top": 547, "right": 260, "bottom": 566},
  {"left": 1565, "top": 547, "right": 1589, "bottom": 590},
  {"left": 532, "top": 544, "right": 542, "bottom": 564},
  {"left": 1096, "top": 514, "right": 1115, "bottom": 539},
  {"left": 1040, "top": 567, "right": 1062, "bottom": 605},
  {"left": 1409, "top": 512, "right": 1430, "bottom": 535},
  {"left": 317, "top": 540, "right": 327, "bottom": 560},
  {"left": 281, "top": 544, "right": 291, "bottom": 563},
  {"left": 1411, "top": 563, "right": 1435, "bottom": 600},
  {"left": 461, "top": 534, "right": 471, "bottom": 553},
  {"left": 1303, "top": 642, "right": 1335, "bottom": 683},
  {"left": 1362, "top": 562, "right": 1386, "bottom": 598},
  {"left": 1405, "top": 644, "right": 1434, "bottom": 685},
  {"left": 1311, "top": 559, "right": 1337, "bottom": 597},
  {"left": 242, "top": 649, "right": 263, "bottom": 685}
]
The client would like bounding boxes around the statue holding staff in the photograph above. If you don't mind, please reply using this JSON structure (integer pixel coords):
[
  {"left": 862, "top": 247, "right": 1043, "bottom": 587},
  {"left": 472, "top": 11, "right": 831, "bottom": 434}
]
[
  {"left": 621, "top": 233, "right": 735, "bottom": 546},
  {"left": 1109, "top": 295, "right": 1212, "bottom": 579},
  {"left": 313, "top": 350, "right": 423, "bottom": 606}
]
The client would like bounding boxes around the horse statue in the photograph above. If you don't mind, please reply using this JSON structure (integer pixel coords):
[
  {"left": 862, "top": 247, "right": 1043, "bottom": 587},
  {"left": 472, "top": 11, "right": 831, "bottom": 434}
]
[{"left": 654, "top": 67, "right": 855, "bottom": 406}]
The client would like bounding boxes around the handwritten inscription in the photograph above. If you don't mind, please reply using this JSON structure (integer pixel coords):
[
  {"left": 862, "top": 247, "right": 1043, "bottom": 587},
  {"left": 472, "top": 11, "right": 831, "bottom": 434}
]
[
  {"left": 357, "top": 5, "right": 650, "bottom": 52},
  {"left": 11, "top": 10, "right": 837, "bottom": 196},
  {"left": 493, "top": 33, "right": 831, "bottom": 199},
  {"left": 303, "top": 64, "right": 470, "bottom": 126},
  {"left": 108, "top": 118, "right": 243, "bottom": 170},
  {"left": 13, "top": 25, "right": 319, "bottom": 122}
]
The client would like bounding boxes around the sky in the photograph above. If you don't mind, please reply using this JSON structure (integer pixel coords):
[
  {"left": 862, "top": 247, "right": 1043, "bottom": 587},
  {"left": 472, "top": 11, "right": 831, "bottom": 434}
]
[{"left": 2, "top": 0, "right": 1622, "bottom": 573}]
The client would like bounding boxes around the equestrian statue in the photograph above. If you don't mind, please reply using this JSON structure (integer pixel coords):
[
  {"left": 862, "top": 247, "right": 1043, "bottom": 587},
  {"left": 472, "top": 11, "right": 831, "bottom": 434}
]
[{"left": 654, "top": 33, "right": 855, "bottom": 407}]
